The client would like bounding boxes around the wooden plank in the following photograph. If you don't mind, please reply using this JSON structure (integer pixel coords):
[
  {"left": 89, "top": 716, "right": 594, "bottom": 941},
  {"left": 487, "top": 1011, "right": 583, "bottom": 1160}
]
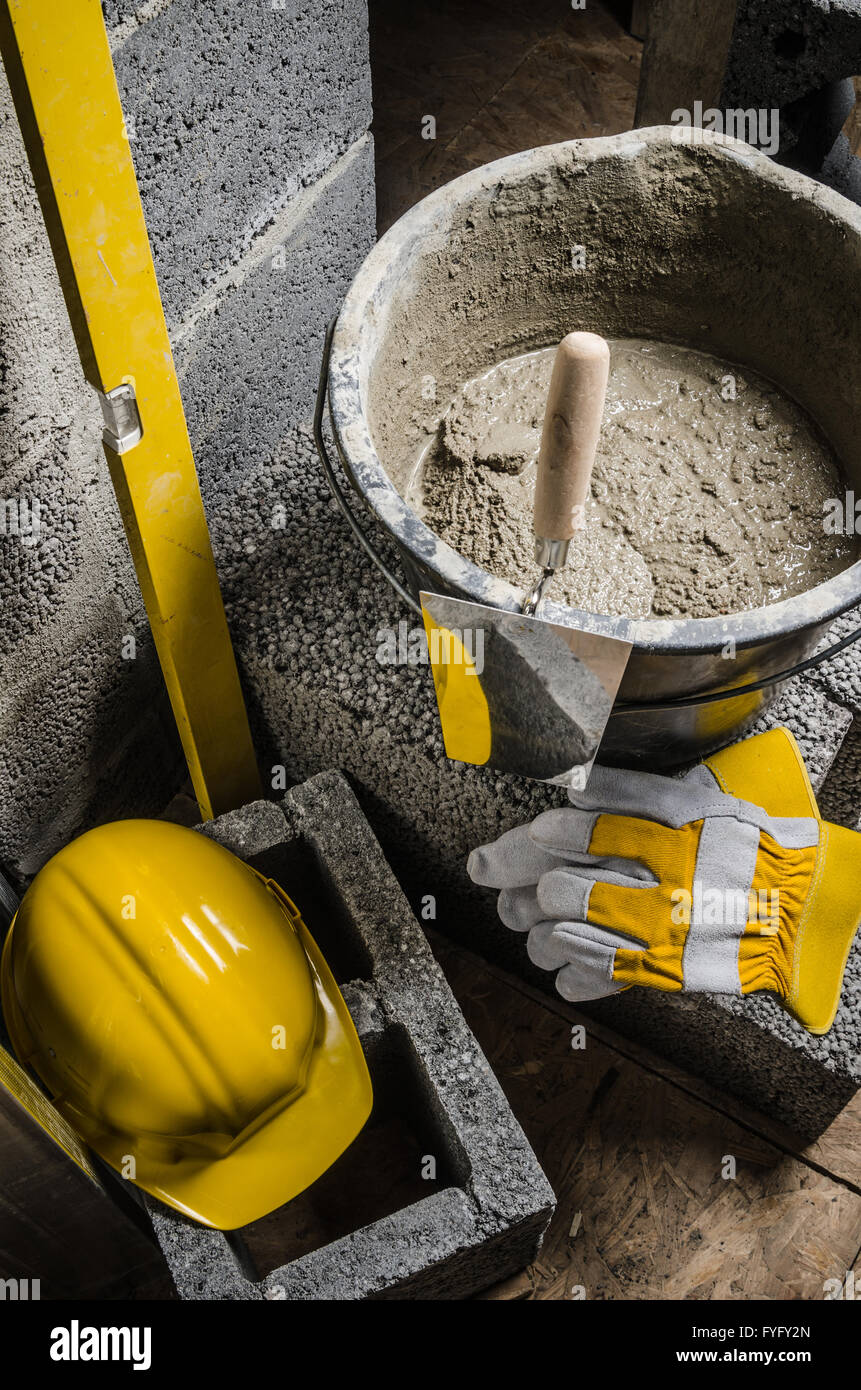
[
  {"left": 629, "top": 0, "right": 651, "bottom": 41},
  {"left": 434, "top": 935, "right": 861, "bottom": 1191},
  {"left": 436, "top": 942, "right": 861, "bottom": 1300},
  {"left": 634, "top": 0, "right": 738, "bottom": 128},
  {"left": 0, "top": 1045, "right": 173, "bottom": 1298},
  {"left": 845, "top": 77, "right": 861, "bottom": 160}
]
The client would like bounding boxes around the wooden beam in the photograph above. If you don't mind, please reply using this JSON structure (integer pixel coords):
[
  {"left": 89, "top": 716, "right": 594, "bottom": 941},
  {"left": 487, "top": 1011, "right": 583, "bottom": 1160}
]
[
  {"left": 634, "top": 0, "right": 738, "bottom": 128},
  {"left": 629, "top": 0, "right": 651, "bottom": 42}
]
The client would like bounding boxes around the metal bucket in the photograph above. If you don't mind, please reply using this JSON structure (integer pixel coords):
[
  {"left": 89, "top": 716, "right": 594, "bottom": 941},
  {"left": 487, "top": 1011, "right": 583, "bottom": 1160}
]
[{"left": 321, "top": 128, "right": 861, "bottom": 767}]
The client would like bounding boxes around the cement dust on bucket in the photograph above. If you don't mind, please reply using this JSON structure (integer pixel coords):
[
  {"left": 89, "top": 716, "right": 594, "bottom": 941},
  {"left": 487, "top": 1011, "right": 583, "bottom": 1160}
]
[{"left": 421, "top": 332, "right": 632, "bottom": 787}]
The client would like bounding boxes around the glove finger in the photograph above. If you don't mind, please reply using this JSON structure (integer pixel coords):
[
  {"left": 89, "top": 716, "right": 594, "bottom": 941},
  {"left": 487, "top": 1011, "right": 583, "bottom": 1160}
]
[
  {"left": 528, "top": 806, "right": 600, "bottom": 858},
  {"left": 568, "top": 761, "right": 722, "bottom": 829},
  {"left": 497, "top": 885, "right": 544, "bottom": 933},
  {"left": 524, "top": 922, "right": 630, "bottom": 1001},
  {"left": 536, "top": 865, "right": 656, "bottom": 929},
  {"left": 526, "top": 918, "right": 636, "bottom": 971},
  {"left": 555, "top": 956, "right": 630, "bottom": 1003},
  {"left": 529, "top": 808, "right": 658, "bottom": 879},
  {"left": 468, "top": 824, "right": 563, "bottom": 888}
]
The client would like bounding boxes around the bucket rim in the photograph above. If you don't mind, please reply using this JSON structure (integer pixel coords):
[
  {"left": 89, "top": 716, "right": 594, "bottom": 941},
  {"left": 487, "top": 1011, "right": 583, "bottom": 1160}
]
[{"left": 328, "top": 126, "right": 861, "bottom": 656}]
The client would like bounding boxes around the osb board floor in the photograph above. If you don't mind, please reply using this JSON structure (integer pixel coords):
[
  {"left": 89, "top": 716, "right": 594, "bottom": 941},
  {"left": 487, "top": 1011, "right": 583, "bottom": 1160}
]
[
  {"left": 369, "top": 0, "right": 642, "bottom": 234},
  {"left": 434, "top": 940, "right": 861, "bottom": 1301}
]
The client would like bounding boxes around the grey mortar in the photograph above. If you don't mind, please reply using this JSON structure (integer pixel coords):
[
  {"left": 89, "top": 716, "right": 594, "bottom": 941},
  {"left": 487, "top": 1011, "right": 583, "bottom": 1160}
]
[{"left": 146, "top": 776, "right": 554, "bottom": 1300}]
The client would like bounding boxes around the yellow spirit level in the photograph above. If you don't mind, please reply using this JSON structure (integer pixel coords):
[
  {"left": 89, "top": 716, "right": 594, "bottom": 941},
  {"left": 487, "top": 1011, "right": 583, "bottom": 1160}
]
[{"left": 0, "top": 0, "right": 262, "bottom": 818}]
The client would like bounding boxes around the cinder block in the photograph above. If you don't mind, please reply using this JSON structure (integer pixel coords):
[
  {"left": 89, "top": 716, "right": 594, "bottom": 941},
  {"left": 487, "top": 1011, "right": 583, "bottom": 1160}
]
[
  {"left": 724, "top": 0, "right": 861, "bottom": 112},
  {"left": 752, "top": 672, "right": 853, "bottom": 788},
  {"left": 806, "top": 603, "right": 861, "bottom": 714},
  {"left": 109, "top": 0, "right": 373, "bottom": 322},
  {"left": 818, "top": 721, "right": 861, "bottom": 832},
  {"left": 174, "top": 135, "right": 375, "bottom": 529},
  {"left": 230, "top": 422, "right": 859, "bottom": 1136},
  {"left": 147, "top": 775, "right": 555, "bottom": 1300},
  {"left": 0, "top": 625, "right": 184, "bottom": 880}
]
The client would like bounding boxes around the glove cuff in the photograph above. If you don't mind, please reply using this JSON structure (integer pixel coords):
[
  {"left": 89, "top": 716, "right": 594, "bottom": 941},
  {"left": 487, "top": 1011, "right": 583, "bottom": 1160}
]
[{"left": 783, "top": 822, "right": 861, "bottom": 1035}]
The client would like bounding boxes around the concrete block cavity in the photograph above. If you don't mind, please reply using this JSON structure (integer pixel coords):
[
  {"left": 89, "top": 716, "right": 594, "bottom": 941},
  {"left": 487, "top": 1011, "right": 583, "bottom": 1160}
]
[
  {"left": 147, "top": 779, "right": 554, "bottom": 1300},
  {"left": 109, "top": 0, "right": 373, "bottom": 323}
]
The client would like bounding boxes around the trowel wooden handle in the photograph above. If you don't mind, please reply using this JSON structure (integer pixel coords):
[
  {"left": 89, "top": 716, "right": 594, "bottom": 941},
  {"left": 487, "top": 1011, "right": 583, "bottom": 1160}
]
[{"left": 533, "top": 331, "right": 610, "bottom": 544}]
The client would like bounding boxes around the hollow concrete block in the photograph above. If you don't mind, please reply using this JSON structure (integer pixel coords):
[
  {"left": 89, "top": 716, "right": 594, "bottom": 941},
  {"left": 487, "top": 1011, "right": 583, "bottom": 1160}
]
[
  {"left": 725, "top": 0, "right": 861, "bottom": 112},
  {"left": 147, "top": 776, "right": 555, "bottom": 1300}
]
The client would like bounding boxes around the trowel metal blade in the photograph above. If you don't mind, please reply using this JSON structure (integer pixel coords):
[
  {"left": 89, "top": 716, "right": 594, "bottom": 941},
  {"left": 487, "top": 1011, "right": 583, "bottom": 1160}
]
[{"left": 420, "top": 592, "right": 633, "bottom": 786}]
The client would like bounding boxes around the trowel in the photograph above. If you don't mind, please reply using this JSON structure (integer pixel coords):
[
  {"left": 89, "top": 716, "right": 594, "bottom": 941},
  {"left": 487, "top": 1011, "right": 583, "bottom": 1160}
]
[{"left": 420, "top": 332, "right": 633, "bottom": 786}]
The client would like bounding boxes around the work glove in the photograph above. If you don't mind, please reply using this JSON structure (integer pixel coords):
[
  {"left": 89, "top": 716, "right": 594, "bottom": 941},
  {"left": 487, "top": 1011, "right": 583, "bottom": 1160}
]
[{"left": 467, "top": 729, "right": 860, "bottom": 1034}]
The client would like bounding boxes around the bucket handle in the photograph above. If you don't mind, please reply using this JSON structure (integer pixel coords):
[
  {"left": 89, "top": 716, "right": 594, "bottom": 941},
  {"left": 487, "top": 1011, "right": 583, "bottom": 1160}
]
[
  {"left": 314, "top": 320, "right": 423, "bottom": 618},
  {"left": 314, "top": 323, "right": 861, "bottom": 715}
]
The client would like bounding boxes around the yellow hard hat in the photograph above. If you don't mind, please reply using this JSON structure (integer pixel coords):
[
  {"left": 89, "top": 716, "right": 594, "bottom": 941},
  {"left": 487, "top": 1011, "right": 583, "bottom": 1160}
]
[{"left": 0, "top": 819, "right": 373, "bottom": 1230}]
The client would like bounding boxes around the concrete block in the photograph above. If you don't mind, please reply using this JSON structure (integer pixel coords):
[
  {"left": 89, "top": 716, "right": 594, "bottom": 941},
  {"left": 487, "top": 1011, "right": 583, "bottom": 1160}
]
[
  {"left": 818, "top": 718, "right": 861, "bottom": 831},
  {"left": 109, "top": 0, "right": 373, "bottom": 323},
  {"left": 806, "top": 603, "right": 861, "bottom": 714},
  {"left": 724, "top": 0, "right": 861, "bottom": 112},
  {"left": 751, "top": 672, "right": 853, "bottom": 789},
  {"left": 174, "top": 135, "right": 375, "bottom": 531},
  {"left": 0, "top": 625, "right": 184, "bottom": 880},
  {"left": 148, "top": 777, "right": 555, "bottom": 1300},
  {"left": 229, "top": 421, "right": 859, "bottom": 1135}
]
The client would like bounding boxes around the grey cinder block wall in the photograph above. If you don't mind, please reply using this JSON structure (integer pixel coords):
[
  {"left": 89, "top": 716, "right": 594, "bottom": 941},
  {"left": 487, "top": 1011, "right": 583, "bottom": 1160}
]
[{"left": 0, "top": 0, "right": 375, "bottom": 880}]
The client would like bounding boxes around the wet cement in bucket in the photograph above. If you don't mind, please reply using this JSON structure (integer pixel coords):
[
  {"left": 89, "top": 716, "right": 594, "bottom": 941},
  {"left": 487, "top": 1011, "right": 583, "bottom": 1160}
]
[{"left": 406, "top": 339, "right": 860, "bottom": 619}]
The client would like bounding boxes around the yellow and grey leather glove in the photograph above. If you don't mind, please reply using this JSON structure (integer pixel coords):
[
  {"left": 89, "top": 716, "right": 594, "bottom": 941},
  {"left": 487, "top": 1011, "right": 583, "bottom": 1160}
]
[{"left": 468, "top": 729, "right": 860, "bottom": 1034}]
